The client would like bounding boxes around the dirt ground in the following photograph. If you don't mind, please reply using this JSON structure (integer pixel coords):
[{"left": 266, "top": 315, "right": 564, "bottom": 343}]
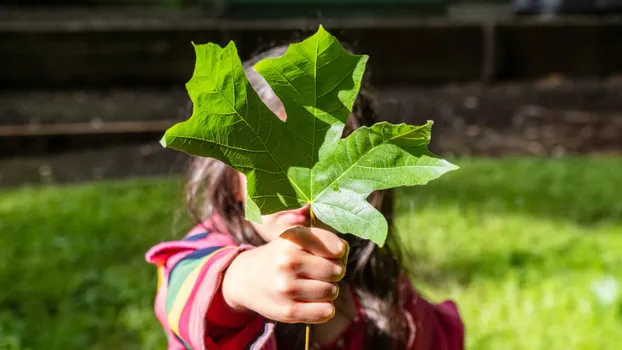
[{"left": 375, "top": 76, "right": 622, "bottom": 156}]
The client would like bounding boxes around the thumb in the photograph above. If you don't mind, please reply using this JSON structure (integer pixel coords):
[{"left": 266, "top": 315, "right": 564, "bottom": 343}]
[{"left": 280, "top": 226, "right": 347, "bottom": 260}]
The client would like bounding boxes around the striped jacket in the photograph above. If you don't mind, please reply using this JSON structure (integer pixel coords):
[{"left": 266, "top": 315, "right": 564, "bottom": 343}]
[{"left": 146, "top": 221, "right": 465, "bottom": 350}]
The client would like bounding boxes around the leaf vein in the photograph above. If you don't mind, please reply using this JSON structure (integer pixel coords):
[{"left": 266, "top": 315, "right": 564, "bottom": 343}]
[
  {"left": 314, "top": 128, "right": 424, "bottom": 201},
  {"left": 213, "top": 78, "right": 309, "bottom": 201},
  {"left": 165, "top": 134, "right": 270, "bottom": 153},
  {"left": 268, "top": 66, "right": 303, "bottom": 97},
  {"left": 316, "top": 202, "right": 382, "bottom": 233},
  {"left": 316, "top": 65, "right": 357, "bottom": 99}
]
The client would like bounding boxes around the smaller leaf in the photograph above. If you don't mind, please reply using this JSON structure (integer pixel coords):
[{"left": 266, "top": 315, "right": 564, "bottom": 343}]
[{"left": 309, "top": 121, "right": 458, "bottom": 246}]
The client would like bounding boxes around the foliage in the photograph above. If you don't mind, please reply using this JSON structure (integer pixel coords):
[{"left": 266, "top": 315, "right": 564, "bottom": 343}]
[{"left": 160, "top": 26, "right": 456, "bottom": 246}]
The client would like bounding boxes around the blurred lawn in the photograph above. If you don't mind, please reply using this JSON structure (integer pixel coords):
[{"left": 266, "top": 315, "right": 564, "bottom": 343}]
[{"left": 1, "top": 156, "right": 621, "bottom": 349}]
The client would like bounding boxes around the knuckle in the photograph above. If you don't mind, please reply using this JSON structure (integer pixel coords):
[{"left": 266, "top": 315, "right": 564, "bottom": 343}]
[
  {"left": 275, "top": 252, "right": 300, "bottom": 272},
  {"left": 280, "top": 302, "right": 298, "bottom": 322},
  {"left": 275, "top": 277, "right": 296, "bottom": 298}
]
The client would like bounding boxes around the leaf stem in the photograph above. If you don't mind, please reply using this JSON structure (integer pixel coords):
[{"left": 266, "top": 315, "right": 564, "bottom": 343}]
[
  {"left": 310, "top": 207, "right": 316, "bottom": 227},
  {"left": 305, "top": 207, "right": 316, "bottom": 350}
]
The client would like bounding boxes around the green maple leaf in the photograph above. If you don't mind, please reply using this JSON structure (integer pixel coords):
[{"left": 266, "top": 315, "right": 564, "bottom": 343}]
[{"left": 161, "top": 26, "right": 458, "bottom": 246}]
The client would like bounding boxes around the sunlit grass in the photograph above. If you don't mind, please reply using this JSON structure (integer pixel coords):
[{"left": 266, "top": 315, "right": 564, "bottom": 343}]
[
  {"left": 0, "top": 156, "right": 620, "bottom": 349},
  {"left": 397, "top": 156, "right": 622, "bottom": 350}
]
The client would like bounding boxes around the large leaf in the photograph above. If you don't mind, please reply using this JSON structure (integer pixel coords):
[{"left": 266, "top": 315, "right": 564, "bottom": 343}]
[
  {"left": 161, "top": 26, "right": 458, "bottom": 246},
  {"left": 161, "top": 26, "right": 367, "bottom": 222}
]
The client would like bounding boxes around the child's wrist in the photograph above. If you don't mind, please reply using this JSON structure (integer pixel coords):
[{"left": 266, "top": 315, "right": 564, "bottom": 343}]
[{"left": 222, "top": 250, "right": 252, "bottom": 313}]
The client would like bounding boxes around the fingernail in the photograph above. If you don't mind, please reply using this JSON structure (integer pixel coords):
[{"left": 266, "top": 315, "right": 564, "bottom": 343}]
[
  {"left": 327, "top": 304, "right": 336, "bottom": 319},
  {"left": 340, "top": 240, "right": 350, "bottom": 265}
]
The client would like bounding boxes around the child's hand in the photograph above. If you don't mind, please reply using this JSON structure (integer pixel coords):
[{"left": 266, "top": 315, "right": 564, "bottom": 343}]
[{"left": 222, "top": 226, "right": 349, "bottom": 324}]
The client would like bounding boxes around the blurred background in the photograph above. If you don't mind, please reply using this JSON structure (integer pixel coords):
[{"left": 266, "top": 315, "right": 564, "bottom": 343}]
[{"left": 1, "top": 1, "right": 621, "bottom": 349}]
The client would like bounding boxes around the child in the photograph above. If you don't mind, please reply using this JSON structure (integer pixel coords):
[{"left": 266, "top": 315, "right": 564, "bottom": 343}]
[{"left": 146, "top": 46, "right": 464, "bottom": 350}]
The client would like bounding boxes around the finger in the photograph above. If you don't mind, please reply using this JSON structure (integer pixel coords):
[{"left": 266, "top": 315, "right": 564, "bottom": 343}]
[
  {"left": 297, "top": 254, "right": 345, "bottom": 282},
  {"left": 281, "top": 227, "right": 348, "bottom": 259},
  {"left": 280, "top": 301, "right": 335, "bottom": 324},
  {"left": 285, "top": 279, "right": 339, "bottom": 302}
]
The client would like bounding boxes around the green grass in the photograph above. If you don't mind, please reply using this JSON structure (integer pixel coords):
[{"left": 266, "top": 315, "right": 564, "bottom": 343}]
[
  {"left": 396, "top": 157, "right": 622, "bottom": 350},
  {"left": 0, "top": 180, "right": 183, "bottom": 350},
  {"left": 1, "top": 156, "right": 621, "bottom": 349}
]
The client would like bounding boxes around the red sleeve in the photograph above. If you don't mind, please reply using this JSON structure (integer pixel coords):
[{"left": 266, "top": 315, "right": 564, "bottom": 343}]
[{"left": 203, "top": 278, "right": 271, "bottom": 349}]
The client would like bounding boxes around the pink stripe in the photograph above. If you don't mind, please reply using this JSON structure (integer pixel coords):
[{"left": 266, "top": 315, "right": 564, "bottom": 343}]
[
  {"left": 145, "top": 233, "right": 235, "bottom": 264},
  {"left": 185, "top": 222, "right": 212, "bottom": 237},
  {"left": 250, "top": 321, "right": 276, "bottom": 350},
  {"left": 146, "top": 241, "right": 209, "bottom": 262},
  {"left": 195, "top": 244, "right": 257, "bottom": 349},
  {"left": 147, "top": 229, "right": 237, "bottom": 349}
]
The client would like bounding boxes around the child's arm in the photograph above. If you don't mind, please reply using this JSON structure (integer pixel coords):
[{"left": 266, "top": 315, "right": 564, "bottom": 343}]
[{"left": 146, "top": 227, "right": 347, "bottom": 350}]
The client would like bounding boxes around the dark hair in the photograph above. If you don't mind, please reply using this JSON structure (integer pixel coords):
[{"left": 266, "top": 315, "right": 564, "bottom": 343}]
[{"left": 185, "top": 45, "right": 410, "bottom": 349}]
